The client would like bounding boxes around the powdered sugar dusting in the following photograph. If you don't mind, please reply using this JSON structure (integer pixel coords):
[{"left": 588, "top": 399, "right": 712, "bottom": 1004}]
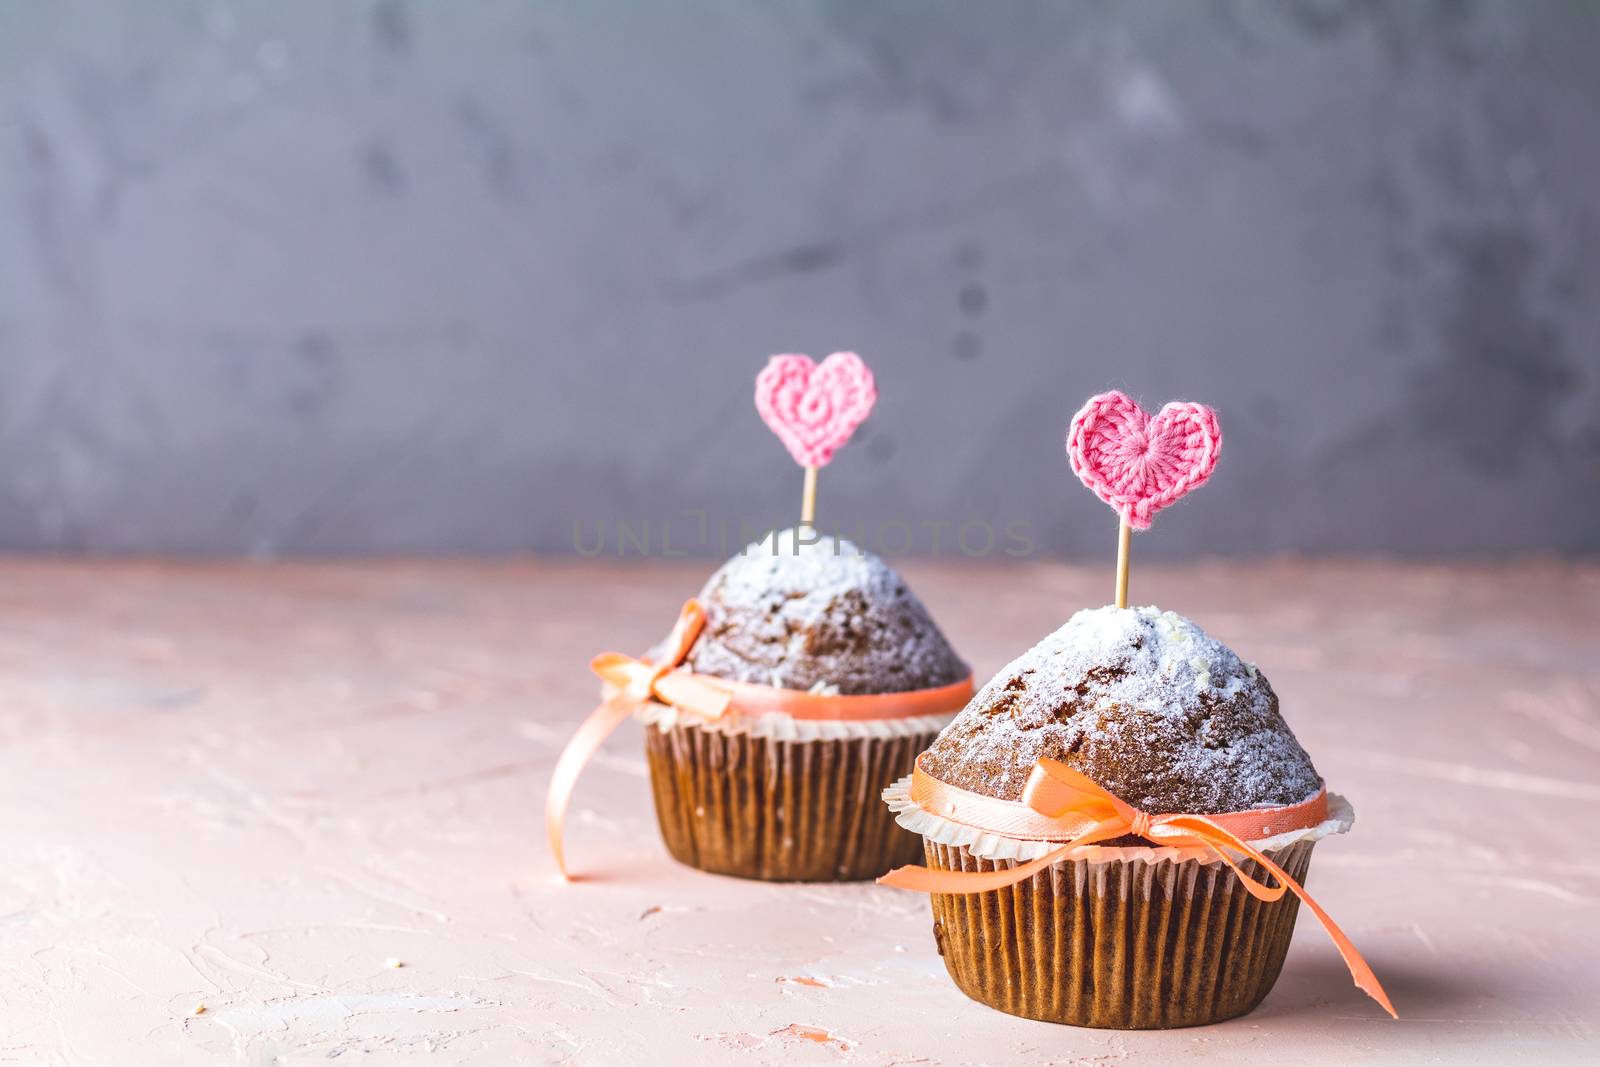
[
  {"left": 921, "top": 606, "right": 1321, "bottom": 813},
  {"left": 682, "top": 528, "right": 967, "bottom": 696}
]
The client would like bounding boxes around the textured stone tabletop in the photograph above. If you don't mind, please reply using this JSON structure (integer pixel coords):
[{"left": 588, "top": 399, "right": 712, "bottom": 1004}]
[{"left": 1, "top": 559, "right": 1596, "bottom": 1064}]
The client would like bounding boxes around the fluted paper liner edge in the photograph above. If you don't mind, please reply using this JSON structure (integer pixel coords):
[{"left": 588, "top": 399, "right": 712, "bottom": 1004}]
[
  {"left": 885, "top": 773, "right": 1353, "bottom": 865},
  {"left": 635, "top": 701, "right": 953, "bottom": 741}
]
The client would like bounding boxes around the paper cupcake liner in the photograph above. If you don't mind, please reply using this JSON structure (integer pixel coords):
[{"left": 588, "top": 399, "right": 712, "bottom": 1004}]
[
  {"left": 923, "top": 837, "right": 1316, "bottom": 1028},
  {"left": 643, "top": 716, "right": 938, "bottom": 881}
]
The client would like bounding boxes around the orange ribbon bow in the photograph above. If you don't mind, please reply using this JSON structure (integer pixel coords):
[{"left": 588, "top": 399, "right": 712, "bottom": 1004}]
[
  {"left": 546, "top": 600, "right": 975, "bottom": 881},
  {"left": 545, "top": 600, "right": 731, "bottom": 879},
  {"left": 879, "top": 758, "right": 1396, "bottom": 1019}
]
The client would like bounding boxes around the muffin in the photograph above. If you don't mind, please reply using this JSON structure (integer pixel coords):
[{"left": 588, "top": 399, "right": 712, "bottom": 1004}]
[
  {"left": 885, "top": 605, "right": 1360, "bottom": 1028},
  {"left": 642, "top": 527, "right": 971, "bottom": 881}
]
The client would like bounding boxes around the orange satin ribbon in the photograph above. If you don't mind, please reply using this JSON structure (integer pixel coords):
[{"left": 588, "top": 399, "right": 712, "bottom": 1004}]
[
  {"left": 879, "top": 757, "right": 1397, "bottom": 1019},
  {"left": 546, "top": 599, "right": 974, "bottom": 879}
]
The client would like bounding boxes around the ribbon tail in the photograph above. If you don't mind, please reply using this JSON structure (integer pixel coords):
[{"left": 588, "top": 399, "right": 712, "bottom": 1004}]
[
  {"left": 545, "top": 694, "right": 638, "bottom": 881},
  {"left": 1180, "top": 817, "right": 1398, "bottom": 1020},
  {"left": 877, "top": 818, "right": 1132, "bottom": 894},
  {"left": 1167, "top": 820, "right": 1289, "bottom": 904},
  {"left": 877, "top": 845, "right": 1075, "bottom": 894},
  {"left": 1261, "top": 849, "right": 1398, "bottom": 1019}
]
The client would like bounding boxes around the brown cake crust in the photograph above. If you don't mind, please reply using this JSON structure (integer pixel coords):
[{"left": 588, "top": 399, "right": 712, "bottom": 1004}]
[
  {"left": 681, "top": 528, "right": 968, "bottom": 696},
  {"left": 920, "top": 606, "right": 1320, "bottom": 814}
]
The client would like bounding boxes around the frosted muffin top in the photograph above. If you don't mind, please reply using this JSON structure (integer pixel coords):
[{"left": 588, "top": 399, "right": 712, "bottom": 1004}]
[
  {"left": 680, "top": 527, "right": 968, "bottom": 696},
  {"left": 920, "top": 606, "right": 1320, "bottom": 814}
]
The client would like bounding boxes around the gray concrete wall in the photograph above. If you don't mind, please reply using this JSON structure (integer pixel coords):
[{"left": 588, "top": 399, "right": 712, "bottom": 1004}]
[{"left": 1, "top": 0, "right": 1596, "bottom": 557}]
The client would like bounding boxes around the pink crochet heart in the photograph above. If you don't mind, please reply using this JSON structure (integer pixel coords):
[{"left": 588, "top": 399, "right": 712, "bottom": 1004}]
[
  {"left": 1067, "top": 391, "right": 1222, "bottom": 530},
  {"left": 754, "top": 352, "right": 877, "bottom": 468}
]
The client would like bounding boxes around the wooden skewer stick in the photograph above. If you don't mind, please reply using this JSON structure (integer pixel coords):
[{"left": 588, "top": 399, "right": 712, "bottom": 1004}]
[
  {"left": 800, "top": 465, "right": 819, "bottom": 527},
  {"left": 1114, "top": 516, "right": 1132, "bottom": 609}
]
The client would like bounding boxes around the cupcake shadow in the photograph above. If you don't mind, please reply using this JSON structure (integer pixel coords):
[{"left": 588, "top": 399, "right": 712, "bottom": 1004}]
[{"left": 1255, "top": 952, "right": 1470, "bottom": 1022}]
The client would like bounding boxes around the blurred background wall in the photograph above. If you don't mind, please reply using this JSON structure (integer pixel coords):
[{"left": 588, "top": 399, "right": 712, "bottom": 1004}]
[{"left": 0, "top": 0, "right": 1595, "bottom": 558}]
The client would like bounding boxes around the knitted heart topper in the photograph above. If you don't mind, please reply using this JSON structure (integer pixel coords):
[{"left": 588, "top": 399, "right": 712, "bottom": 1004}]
[
  {"left": 1067, "top": 391, "right": 1221, "bottom": 530},
  {"left": 755, "top": 352, "right": 877, "bottom": 469}
]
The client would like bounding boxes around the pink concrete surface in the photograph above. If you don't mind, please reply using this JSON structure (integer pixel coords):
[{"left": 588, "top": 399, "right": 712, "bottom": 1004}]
[{"left": 0, "top": 559, "right": 1596, "bottom": 1064}]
